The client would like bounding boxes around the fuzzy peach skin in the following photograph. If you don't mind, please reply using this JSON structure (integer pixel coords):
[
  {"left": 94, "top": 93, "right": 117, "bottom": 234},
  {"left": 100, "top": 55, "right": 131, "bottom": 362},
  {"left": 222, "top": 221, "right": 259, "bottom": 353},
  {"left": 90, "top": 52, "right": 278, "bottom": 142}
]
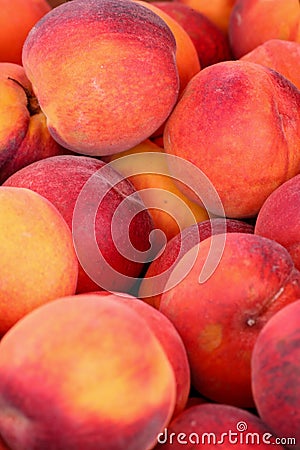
[
  {"left": 93, "top": 292, "right": 191, "bottom": 419},
  {"left": 0, "top": 63, "right": 68, "bottom": 183},
  {"left": 153, "top": 1, "right": 232, "bottom": 68},
  {"left": 255, "top": 174, "right": 300, "bottom": 273},
  {"left": 105, "top": 139, "right": 209, "bottom": 242},
  {"left": 22, "top": 0, "right": 179, "bottom": 156},
  {"left": 0, "top": 186, "right": 78, "bottom": 337},
  {"left": 252, "top": 300, "right": 300, "bottom": 449},
  {"left": 4, "top": 155, "right": 154, "bottom": 295},
  {"left": 175, "top": 0, "right": 236, "bottom": 33},
  {"left": 241, "top": 39, "right": 300, "bottom": 91},
  {"left": 139, "top": 218, "right": 254, "bottom": 309},
  {"left": 154, "top": 403, "right": 285, "bottom": 449},
  {"left": 164, "top": 60, "right": 300, "bottom": 218},
  {"left": 158, "top": 233, "right": 300, "bottom": 408},
  {"left": 0, "top": 0, "right": 51, "bottom": 65},
  {"left": 0, "top": 294, "right": 176, "bottom": 450},
  {"left": 135, "top": 1, "right": 200, "bottom": 95},
  {"left": 229, "top": 0, "right": 300, "bottom": 59}
]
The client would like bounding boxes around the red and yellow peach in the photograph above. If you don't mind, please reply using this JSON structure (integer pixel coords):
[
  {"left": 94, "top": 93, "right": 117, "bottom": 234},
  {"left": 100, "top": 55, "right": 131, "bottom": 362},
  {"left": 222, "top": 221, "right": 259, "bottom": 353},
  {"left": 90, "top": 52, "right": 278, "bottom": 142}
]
[
  {"left": 22, "top": 0, "right": 180, "bottom": 156},
  {"left": 0, "top": 294, "right": 176, "bottom": 449}
]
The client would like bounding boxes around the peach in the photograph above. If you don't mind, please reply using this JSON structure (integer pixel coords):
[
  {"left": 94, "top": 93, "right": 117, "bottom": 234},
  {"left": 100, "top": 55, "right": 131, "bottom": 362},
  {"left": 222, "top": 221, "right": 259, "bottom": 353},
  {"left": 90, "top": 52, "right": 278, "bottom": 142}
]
[
  {"left": 175, "top": 0, "right": 236, "bottom": 33},
  {"left": 155, "top": 403, "right": 285, "bottom": 448},
  {"left": 22, "top": 0, "right": 179, "bottom": 156},
  {"left": 0, "top": 294, "right": 176, "bottom": 449},
  {"left": 139, "top": 218, "right": 254, "bottom": 308},
  {"left": 4, "top": 155, "right": 154, "bottom": 294},
  {"left": 229, "top": 0, "right": 300, "bottom": 59},
  {"left": 0, "top": 63, "right": 67, "bottom": 183},
  {"left": 252, "top": 300, "right": 300, "bottom": 449},
  {"left": 136, "top": 1, "right": 200, "bottom": 94},
  {"left": 241, "top": 39, "right": 300, "bottom": 91},
  {"left": 0, "top": 186, "right": 78, "bottom": 336},
  {"left": 164, "top": 60, "right": 300, "bottom": 218},
  {"left": 89, "top": 291, "right": 190, "bottom": 418},
  {"left": 0, "top": 0, "right": 50, "bottom": 65},
  {"left": 105, "top": 139, "right": 209, "bottom": 242},
  {"left": 255, "top": 174, "right": 300, "bottom": 272},
  {"left": 184, "top": 395, "right": 208, "bottom": 409},
  {"left": 153, "top": 1, "right": 232, "bottom": 68},
  {"left": 158, "top": 232, "right": 300, "bottom": 407}
]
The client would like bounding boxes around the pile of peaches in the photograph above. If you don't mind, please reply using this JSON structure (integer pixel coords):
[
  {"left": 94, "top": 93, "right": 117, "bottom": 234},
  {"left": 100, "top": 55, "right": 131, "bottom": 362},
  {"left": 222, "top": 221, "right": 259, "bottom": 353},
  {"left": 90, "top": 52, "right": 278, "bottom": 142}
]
[{"left": 0, "top": 0, "right": 299, "bottom": 448}]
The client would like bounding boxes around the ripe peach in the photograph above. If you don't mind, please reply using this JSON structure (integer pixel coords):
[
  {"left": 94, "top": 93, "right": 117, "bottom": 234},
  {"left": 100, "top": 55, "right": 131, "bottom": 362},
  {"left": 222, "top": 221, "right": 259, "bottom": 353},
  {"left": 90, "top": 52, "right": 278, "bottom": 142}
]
[
  {"left": 139, "top": 218, "right": 254, "bottom": 308},
  {"left": 252, "top": 300, "right": 300, "bottom": 449},
  {"left": 0, "top": 63, "right": 67, "bottom": 183},
  {"left": 22, "top": 0, "right": 179, "bottom": 156},
  {"left": 229, "top": 0, "right": 300, "bottom": 58},
  {"left": 164, "top": 60, "right": 300, "bottom": 218},
  {"left": 0, "top": 186, "right": 78, "bottom": 336},
  {"left": 153, "top": 1, "right": 232, "bottom": 68},
  {"left": 155, "top": 403, "right": 285, "bottom": 448},
  {"left": 241, "top": 39, "right": 300, "bottom": 90},
  {"left": 90, "top": 291, "right": 190, "bottom": 418},
  {"left": 175, "top": 0, "right": 236, "bottom": 33},
  {"left": 0, "top": 294, "right": 176, "bottom": 449},
  {"left": 136, "top": 1, "right": 200, "bottom": 94},
  {"left": 105, "top": 139, "right": 209, "bottom": 242},
  {"left": 255, "top": 174, "right": 300, "bottom": 273},
  {"left": 159, "top": 233, "right": 300, "bottom": 407},
  {"left": 4, "top": 155, "right": 154, "bottom": 294},
  {"left": 0, "top": 0, "right": 51, "bottom": 65}
]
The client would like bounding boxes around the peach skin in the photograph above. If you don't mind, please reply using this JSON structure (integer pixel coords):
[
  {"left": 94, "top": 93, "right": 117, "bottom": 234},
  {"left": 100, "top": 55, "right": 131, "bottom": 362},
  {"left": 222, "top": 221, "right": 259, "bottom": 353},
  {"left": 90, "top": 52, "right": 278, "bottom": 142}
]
[
  {"left": 93, "top": 292, "right": 191, "bottom": 419},
  {"left": 0, "top": 62, "right": 68, "bottom": 183},
  {"left": 159, "top": 232, "right": 300, "bottom": 408},
  {"left": 136, "top": 1, "right": 201, "bottom": 95},
  {"left": 22, "top": 0, "right": 180, "bottom": 156},
  {"left": 0, "top": 186, "right": 78, "bottom": 336},
  {"left": 164, "top": 60, "right": 300, "bottom": 218},
  {"left": 153, "top": 1, "right": 232, "bottom": 68},
  {"left": 241, "top": 39, "right": 300, "bottom": 91},
  {"left": 139, "top": 218, "right": 254, "bottom": 309},
  {"left": 255, "top": 174, "right": 300, "bottom": 272},
  {"left": 0, "top": 0, "right": 51, "bottom": 65},
  {"left": 4, "top": 155, "right": 154, "bottom": 295},
  {"left": 252, "top": 300, "right": 300, "bottom": 449},
  {"left": 105, "top": 139, "right": 209, "bottom": 242},
  {"left": 229, "top": 0, "right": 300, "bottom": 58},
  {"left": 175, "top": 0, "right": 236, "bottom": 34},
  {"left": 0, "top": 294, "right": 176, "bottom": 450}
]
